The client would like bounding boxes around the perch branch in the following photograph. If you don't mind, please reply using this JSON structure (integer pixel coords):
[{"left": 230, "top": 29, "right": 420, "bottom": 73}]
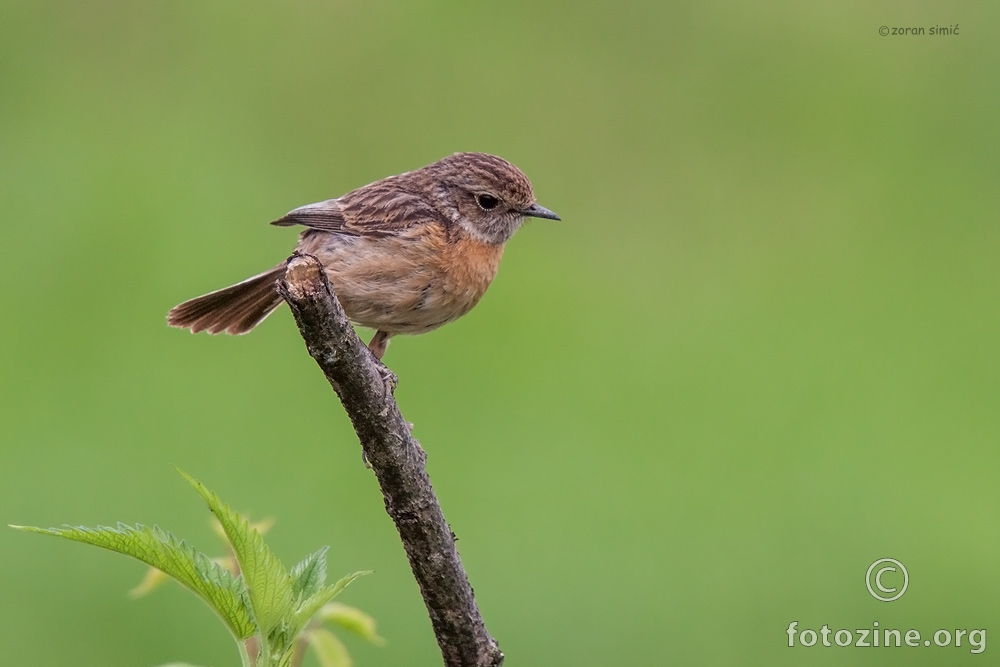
[{"left": 276, "top": 253, "right": 503, "bottom": 667}]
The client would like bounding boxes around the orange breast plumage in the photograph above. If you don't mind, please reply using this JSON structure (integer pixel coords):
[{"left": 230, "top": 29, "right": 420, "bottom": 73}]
[{"left": 298, "top": 225, "right": 504, "bottom": 335}]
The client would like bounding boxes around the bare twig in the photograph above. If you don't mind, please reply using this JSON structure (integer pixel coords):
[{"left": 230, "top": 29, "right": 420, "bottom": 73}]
[{"left": 276, "top": 253, "right": 503, "bottom": 667}]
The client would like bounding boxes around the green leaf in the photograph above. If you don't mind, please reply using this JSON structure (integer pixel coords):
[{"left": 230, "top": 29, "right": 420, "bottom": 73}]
[
  {"left": 180, "top": 470, "right": 294, "bottom": 635},
  {"left": 307, "top": 628, "right": 352, "bottom": 667},
  {"left": 320, "top": 603, "right": 385, "bottom": 645},
  {"left": 290, "top": 547, "right": 328, "bottom": 600},
  {"left": 10, "top": 523, "right": 254, "bottom": 639},
  {"left": 292, "top": 571, "right": 370, "bottom": 635}
]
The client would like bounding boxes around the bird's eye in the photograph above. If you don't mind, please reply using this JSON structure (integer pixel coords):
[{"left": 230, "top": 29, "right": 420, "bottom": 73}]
[{"left": 476, "top": 193, "right": 500, "bottom": 210}]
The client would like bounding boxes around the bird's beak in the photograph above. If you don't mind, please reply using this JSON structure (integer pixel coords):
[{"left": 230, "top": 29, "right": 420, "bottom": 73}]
[{"left": 523, "top": 203, "right": 561, "bottom": 221}]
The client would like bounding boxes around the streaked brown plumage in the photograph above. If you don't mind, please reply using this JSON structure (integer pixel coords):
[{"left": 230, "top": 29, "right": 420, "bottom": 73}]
[{"left": 167, "top": 153, "right": 559, "bottom": 358}]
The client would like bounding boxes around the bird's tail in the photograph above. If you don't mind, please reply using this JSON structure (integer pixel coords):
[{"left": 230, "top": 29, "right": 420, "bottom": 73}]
[{"left": 167, "top": 264, "right": 287, "bottom": 335}]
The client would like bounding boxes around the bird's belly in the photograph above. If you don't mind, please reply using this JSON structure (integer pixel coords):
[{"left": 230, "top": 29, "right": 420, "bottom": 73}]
[
  {"left": 339, "top": 273, "right": 486, "bottom": 334},
  {"left": 301, "top": 230, "right": 504, "bottom": 335}
]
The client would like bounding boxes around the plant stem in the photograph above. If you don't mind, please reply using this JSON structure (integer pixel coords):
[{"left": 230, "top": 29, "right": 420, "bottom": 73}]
[{"left": 238, "top": 638, "right": 254, "bottom": 667}]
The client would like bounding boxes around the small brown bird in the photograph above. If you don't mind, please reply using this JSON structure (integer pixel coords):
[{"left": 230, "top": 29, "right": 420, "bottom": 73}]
[{"left": 167, "top": 152, "right": 559, "bottom": 358}]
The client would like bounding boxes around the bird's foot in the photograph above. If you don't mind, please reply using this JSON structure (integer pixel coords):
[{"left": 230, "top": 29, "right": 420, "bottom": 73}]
[{"left": 375, "top": 362, "right": 398, "bottom": 396}]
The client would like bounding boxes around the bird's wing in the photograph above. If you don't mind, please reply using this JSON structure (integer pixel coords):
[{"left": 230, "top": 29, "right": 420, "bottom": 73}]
[{"left": 270, "top": 179, "right": 444, "bottom": 238}]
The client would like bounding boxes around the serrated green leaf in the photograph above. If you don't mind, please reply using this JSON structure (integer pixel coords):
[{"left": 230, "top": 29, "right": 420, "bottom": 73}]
[
  {"left": 10, "top": 523, "right": 255, "bottom": 639},
  {"left": 320, "top": 603, "right": 385, "bottom": 645},
  {"left": 211, "top": 515, "right": 275, "bottom": 543},
  {"left": 290, "top": 547, "right": 328, "bottom": 601},
  {"left": 292, "top": 571, "right": 370, "bottom": 635},
  {"left": 307, "top": 628, "right": 352, "bottom": 667},
  {"left": 132, "top": 555, "right": 235, "bottom": 599},
  {"left": 180, "top": 470, "right": 294, "bottom": 635}
]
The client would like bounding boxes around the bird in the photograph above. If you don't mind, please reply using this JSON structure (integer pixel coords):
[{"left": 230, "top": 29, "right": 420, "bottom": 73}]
[{"left": 167, "top": 152, "right": 560, "bottom": 359}]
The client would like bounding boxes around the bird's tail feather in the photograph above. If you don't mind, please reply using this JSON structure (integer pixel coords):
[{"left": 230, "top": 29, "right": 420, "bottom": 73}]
[{"left": 167, "top": 264, "right": 287, "bottom": 335}]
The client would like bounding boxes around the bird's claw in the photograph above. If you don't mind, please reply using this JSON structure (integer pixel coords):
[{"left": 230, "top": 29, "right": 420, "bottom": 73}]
[{"left": 376, "top": 362, "right": 398, "bottom": 396}]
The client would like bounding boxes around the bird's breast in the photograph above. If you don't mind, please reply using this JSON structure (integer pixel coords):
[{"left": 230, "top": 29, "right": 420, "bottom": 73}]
[
  {"left": 407, "top": 230, "right": 504, "bottom": 332},
  {"left": 301, "top": 226, "right": 504, "bottom": 334}
]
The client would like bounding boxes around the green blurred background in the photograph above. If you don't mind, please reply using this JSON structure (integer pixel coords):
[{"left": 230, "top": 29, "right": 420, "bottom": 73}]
[{"left": 2, "top": 1, "right": 998, "bottom": 665}]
